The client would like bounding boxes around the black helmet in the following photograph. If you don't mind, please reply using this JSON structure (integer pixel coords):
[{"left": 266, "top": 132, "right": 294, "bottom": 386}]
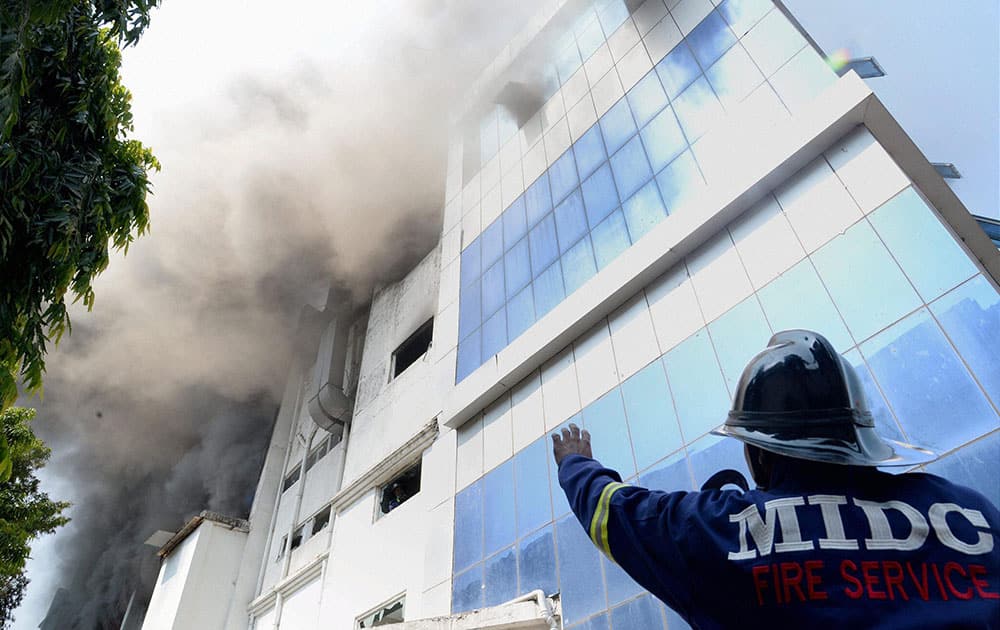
[{"left": 712, "top": 330, "right": 935, "bottom": 467}]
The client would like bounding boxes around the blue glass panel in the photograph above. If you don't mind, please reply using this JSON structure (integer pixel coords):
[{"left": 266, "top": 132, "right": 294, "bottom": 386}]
[
  {"left": 655, "top": 151, "right": 704, "bottom": 213},
  {"left": 549, "top": 150, "right": 580, "bottom": 206},
  {"left": 844, "top": 349, "right": 907, "bottom": 444},
  {"left": 869, "top": 188, "right": 978, "bottom": 302},
  {"left": 484, "top": 547, "right": 518, "bottom": 607},
  {"left": 482, "top": 260, "right": 506, "bottom": 319},
  {"left": 757, "top": 259, "right": 853, "bottom": 352},
  {"left": 662, "top": 330, "right": 730, "bottom": 441},
  {"left": 483, "top": 460, "right": 517, "bottom": 556},
  {"left": 574, "top": 613, "right": 610, "bottom": 630},
  {"left": 812, "top": 220, "right": 922, "bottom": 343},
  {"left": 664, "top": 603, "right": 693, "bottom": 629},
  {"left": 627, "top": 70, "right": 669, "bottom": 127},
  {"left": 707, "top": 296, "right": 771, "bottom": 394},
  {"left": 640, "top": 106, "right": 687, "bottom": 173},
  {"left": 461, "top": 237, "right": 481, "bottom": 287},
  {"left": 582, "top": 164, "right": 620, "bottom": 228},
  {"left": 459, "top": 277, "right": 482, "bottom": 340},
  {"left": 930, "top": 276, "right": 1000, "bottom": 407},
  {"left": 861, "top": 309, "right": 998, "bottom": 453},
  {"left": 456, "top": 328, "right": 482, "bottom": 382},
  {"left": 562, "top": 235, "right": 598, "bottom": 295},
  {"left": 504, "top": 195, "right": 528, "bottom": 248},
  {"left": 454, "top": 481, "right": 483, "bottom": 571},
  {"left": 610, "top": 594, "right": 665, "bottom": 630},
  {"left": 514, "top": 437, "right": 553, "bottom": 537},
  {"left": 622, "top": 361, "right": 683, "bottom": 471},
  {"left": 534, "top": 261, "right": 566, "bottom": 318},
  {"left": 481, "top": 219, "right": 504, "bottom": 269},
  {"left": 610, "top": 135, "right": 654, "bottom": 201},
  {"left": 525, "top": 174, "right": 553, "bottom": 228},
  {"left": 638, "top": 450, "right": 692, "bottom": 491},
  {"left": 577, "top": 18, "right": 606, "bottom": 61},
  {"left": 550, "top": 417, "right": 576, "bottom": 518},
  {"left": 672, "top": 76, "right": 724, "bottom": 141},
  {"left": 591, "top": 209, "right": 632, "bottom": 270},
  {"left": 507, "top": 285, "right": 536, "bottom": 341},
  {"left": 452, "top": 564, "right": 484, "bottom": 613},
  {"left": 925, "top": 431, "right": 1000, "bottom": 508},
  {"left": 529, "top": 214, "right": 560, "bottom": 277},
  {"left": 655, "top": 43, "right": 701, "bottom": 100},
  {"left": 505, "top": 237, "right": 532, "bottom": 299},
  {"left": 687, "top": 434, "right": 752, "bottom": 489},
  {"left": 599, "top": 98, "right": 638, "bottom": 155},
  {"left": 556, "top": 42, "right": 583, "bottom": 84},
  {"left": 622, "top": 180, "right": 668, "bottom": 242},
  {"left": 482, "top": 308, "right": 508, "bottom": 359},
  {"left": 718, "top": 0, "right": 774, "bottom": 36},
  {"left": 705, "top": 43, "right": 764, "bottom": 107},
  {"left": 555, "top": 514, "right": 606, "bottom": 625},
  {"left": 604, "top": 554, "right": 644, "bottom": 606},
  {"left": 518, "top": 525, "right": 558, "bottom": 596},
  {"left": 554, "top": 189, "right": 589, "bottom": 253},
  {"left": 686, "top": 10, "right": 737, "bottom": 68},
  {"left": 573, "top": 124, "right": 608, "bottom": 180},
  {"left": 582, "top": 388, "right": 636, "bottom": 477},
  {"left": 598, "top": 0, "right": 630, "bottom": 34}
]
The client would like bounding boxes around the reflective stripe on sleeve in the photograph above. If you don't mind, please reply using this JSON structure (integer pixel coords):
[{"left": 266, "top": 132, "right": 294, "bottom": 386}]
[{"left": 588, "top": 482, "right": 627, "bottom": 563}]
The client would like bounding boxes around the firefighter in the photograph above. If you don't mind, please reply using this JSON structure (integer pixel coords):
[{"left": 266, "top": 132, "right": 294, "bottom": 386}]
[{"left": 553, "top": 329, "right": 1000, "bottom": 628}]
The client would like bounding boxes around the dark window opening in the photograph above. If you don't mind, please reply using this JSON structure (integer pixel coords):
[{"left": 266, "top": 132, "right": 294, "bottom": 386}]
[
  {"left": 290, "top": 525, "right": 304, "bottom": 551},
  {"left": 391, "top": 319, "right": 433, "bottom": 379},
  {"left": 312, "top": 505, "right": 332, "bottom": 533},
  {"left": 282, "top": 465, "right": 301, "bottom": 492},
  {"left": 306, "top": 436, "right": 330, "bottom": 471},
  {"left": 379, "top": 463, "right": 421, "bottom": 516},
  {"left": 275, "top": 535, "right": 287, "bottom": 561},
  {"left": 357, "top": 596, "right": 405, "bottom": 628}
]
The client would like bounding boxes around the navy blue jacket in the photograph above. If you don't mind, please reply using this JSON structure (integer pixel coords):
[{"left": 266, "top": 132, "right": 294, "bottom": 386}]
[{"left": 559, "top": 454, "right": 1000, "bottom": 629}]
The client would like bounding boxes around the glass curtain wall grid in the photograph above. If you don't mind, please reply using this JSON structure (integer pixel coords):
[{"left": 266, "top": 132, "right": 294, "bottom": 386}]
[{"left": 456, "top": 0, "right": 835, "bottom": 383}]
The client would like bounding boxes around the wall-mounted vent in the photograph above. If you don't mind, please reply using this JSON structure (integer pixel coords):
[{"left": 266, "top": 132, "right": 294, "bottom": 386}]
[{"left": 307, "top": 307, "right": 355, "bottom": 439}]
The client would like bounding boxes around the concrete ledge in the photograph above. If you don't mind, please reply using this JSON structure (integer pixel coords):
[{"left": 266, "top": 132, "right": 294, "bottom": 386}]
[{"left": 394, "top": 600, "right": 552, "bottom": 630}]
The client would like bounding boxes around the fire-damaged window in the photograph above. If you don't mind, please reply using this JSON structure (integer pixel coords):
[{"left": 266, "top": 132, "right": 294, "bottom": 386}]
[
  {"left": 290, "top": 525, "right": 304, "bottom": 551},
  {"left": 282, "top": 465, "right": 301, "bottom": 492},
  {"left": 390, "top": 319, "right": 433, "bottom": 379},
  {"left": 275, "top": 535, "right": 287, "bottom": 562},
  {"left": 357, "top": 595, "right": 405, "bottom": 628},
  {"left": 378, "top": 463, "right": 421, "bottom": 517},
  {"left": 312, "top": 505, "right": 332, "bottom": 533}
]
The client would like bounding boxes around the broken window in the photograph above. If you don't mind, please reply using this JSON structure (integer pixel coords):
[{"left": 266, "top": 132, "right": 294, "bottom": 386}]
[
  {"left": 275, "top": 535, "right": 287, "bottom": 562},
  {"left": 390, "top": 319, "right": 433, "bottom": 379},
  {"left": 378, "top": 463, "right": 421, "bottom": 516},
  {"left": 282, "top": 465, "right": 301, "bottom": 493},
  {"left": 289, "top": 525, "right": 304, "bottom": 551},
  {"left": 312, "top": 505, "right": 332, "bottom": 533},
  {"left": 306, "top": 436, "right": 330, "bottom": 471},
  {"left": 357, "top": 595, "right": 405, "bottom": 628}
]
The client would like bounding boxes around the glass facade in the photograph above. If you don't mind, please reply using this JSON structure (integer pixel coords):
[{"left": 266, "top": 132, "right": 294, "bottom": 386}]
[{"left": 449, "top": 0, "right": 1000, "bottom": 628}]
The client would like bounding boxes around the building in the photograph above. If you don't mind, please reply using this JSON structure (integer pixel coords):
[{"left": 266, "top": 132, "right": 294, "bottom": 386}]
[{"left": 140, "top": 0, "right": 1000, "bottom": 628}]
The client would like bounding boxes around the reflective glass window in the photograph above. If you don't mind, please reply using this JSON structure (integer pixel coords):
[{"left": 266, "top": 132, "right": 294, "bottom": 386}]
[
  {"left": 481, "top": 110, "right": 499, "bottom": 164},
  {"left": 507, "top": 285, "right": 536, "bottom": 341},
  {"left": 482, "top": 308, "right": 508, "bottom": 359},
  {"left": 482, "top": 260, "right": 506, "bottom": 319},
  {"left": 610, "top": 594, "right": 665, "bottom": 630},
  {"left": 770, "top": 48, "right": 836, "bottom": 112},
  {"left": 554, "top": 189, "right": 589, "bottom": 253},
  {"left": 549, "top": 150, "right": 580, "bottom": 206},
  {"left": 604, "top": 554, "right": 644, "bottom": 607},
  {"left": 459, "top": 277, "right": 481, "bottom": 340},
  {"left": 599, "top": 99, "right": 638, "bottom": 155},
  {"left": 504, "top": 195, "right": 528, "bottom": 248},
  {"left": 741, "top": 7, "right": 805, "bottom": 76},
  {"left": 577, "top": 18, "right": 606, "bottom": 61},
  {"left": 655, "top": 43, "right": 701, "bottom": 100},
  {"left": 622, "top": 180, "right": 668, "bottom": 243},
  {"left": 483, "top": 460, "right": 516, "bottom": 556},
  {"left": 610, "top": 135, "right": 653, "bottom": 202},
  {"left": 869, "top": 188, "right": 978, "bottom": 302},
  {"left": 861, "top": 309, "right": 998, "bottom": 453},
  {"left": 514, "top": 437, "right": 553, "bottom": 537},
  {"left": 718, "top": 0, "right": 774, "bottom": 37},
  {"left": 550, "top": 418, "right": 575, "bottom": 519},
  {"left": 705, "top": 43, "right": 764, "bottom": 107},
  {"left": 672, "top": 76, "right": 725, "bottom": 142},
  {"left": 456, "top": 328, "right": 482, "bottom": 382},
  {"left": 655, "top": 151, "right": 704, "bottom": 213},
  {"left": 598, "top": 0, "right": 630, "bottom": 33},
  {"left": 575, "top": 614, "right": 610, "bottom": 630},
  {"left": 529, "top": 214, "right": 560, "bottom": 277},
  {"left": 640, "top": 106, "right": 687, "bottom": 174},
  {"left": 452, "top": 564, "right": 484, "bottom": 613},
  {"left": 555, "top": 514, "right": 606, "bottom": 625},
  {"left": 582, "top": 388, "right": 636, "bottom": 477},
  {"left": 925, "top": 431, "right": 1000, "bottom": 508},
  {"left": 505, "top": 237, "right": 532, "bottom": 299},
  {"left": 525, "top": 174, "right": 554, "bottom": 228},
  {"left": 627, "top": 71, "right": 669, "bottom": 128},
  {"left": 534, "top": 261, "right": 566, "bottom": 318},
  {"left": 592, "top": 210, "right": 632, "bottom": 270},
  {"left": 484, "top": 547, "right": 518, "bottom": 607},
  {"left": 461, "top": 237, "right": 481, "bottom": 287},
  {"left": 518, "top": 525, "right": 558, "bottom": 597},
  {"left": 638, "top": 450, "right": 692, "bottom": 490},
  {"left": 562, "top": 235, "right": 598, "bottom": 295},
  {"left": 686, "top": 10, "right": 737, "bottom": 68},
  {"left": 556, "top": 42, "right": 583, "bottom": 84},
  {"left": 687, "top": 434, "right": 752, "bottom": 488},
  {"left": 622, "top": 360, "right": 684, "bottom": 471},
  {"left": 662, "top": 330, "right": 730, "bottom": 441},
  {"left": 481, "top": 219, "right": 504, "bottom": 269},
  {"left": 812, "top": 220, "right": 921, "bottom": 343},
  {"left": 582, "top": 164, "right": 621, "bottom": 228},
  {"left": 498, "top": 107, "right": 518, "bottom": 145},
  {"left": 665, "top": 605, "right": 693, "bottom": 630},
  {"left": 454, "top": 481, "right": 483, "bottom": 571},
  {"left": 757, "top": 258, "right": 853, "bottom": 352},
  {"left": 843, "top": 349, "right": 907, "bottom": 444},
  {"left": 930, "top": 276, "right": 1000, "bottom": 407},
  {"left": 707, "top": 295, "right": 771, "bottom": 394},
  {"left": 574, "top": 124, "right": 608, "bottom": 181}
]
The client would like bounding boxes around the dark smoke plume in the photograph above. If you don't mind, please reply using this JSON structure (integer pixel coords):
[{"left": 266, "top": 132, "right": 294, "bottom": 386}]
[{"left": 21, "top": 1, "right": 537, "bottom": 627}]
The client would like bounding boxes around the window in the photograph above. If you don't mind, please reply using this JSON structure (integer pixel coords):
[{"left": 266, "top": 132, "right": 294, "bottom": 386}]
[
  {"left": 390, "top": 319, "right": 433, "bottom": 379},
  {"left": 378, "top": 463, "right": 421, "bottom": 516},
  {"left": 357, "top": 595, "right": 405, "bottom": 628},
  {"left": 306, "top": 437, "right": 330, "bottom": 471},
  {"left": 275, "top": 535, "right": 287, "bottom": 562},
  {"left": 290, "top": 525, "right": 304, "bottom": 551},
  {"left": 312, "top": 505, "right": 331, "bottom": 533},
  {"left": 282, "top": 465, "right": 301, "bottom": 493}
]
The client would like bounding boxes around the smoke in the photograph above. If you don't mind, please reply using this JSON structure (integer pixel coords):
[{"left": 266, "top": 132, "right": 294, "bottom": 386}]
[{"left": 20, "top": 1, "right": 538, "bottom": 627}]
